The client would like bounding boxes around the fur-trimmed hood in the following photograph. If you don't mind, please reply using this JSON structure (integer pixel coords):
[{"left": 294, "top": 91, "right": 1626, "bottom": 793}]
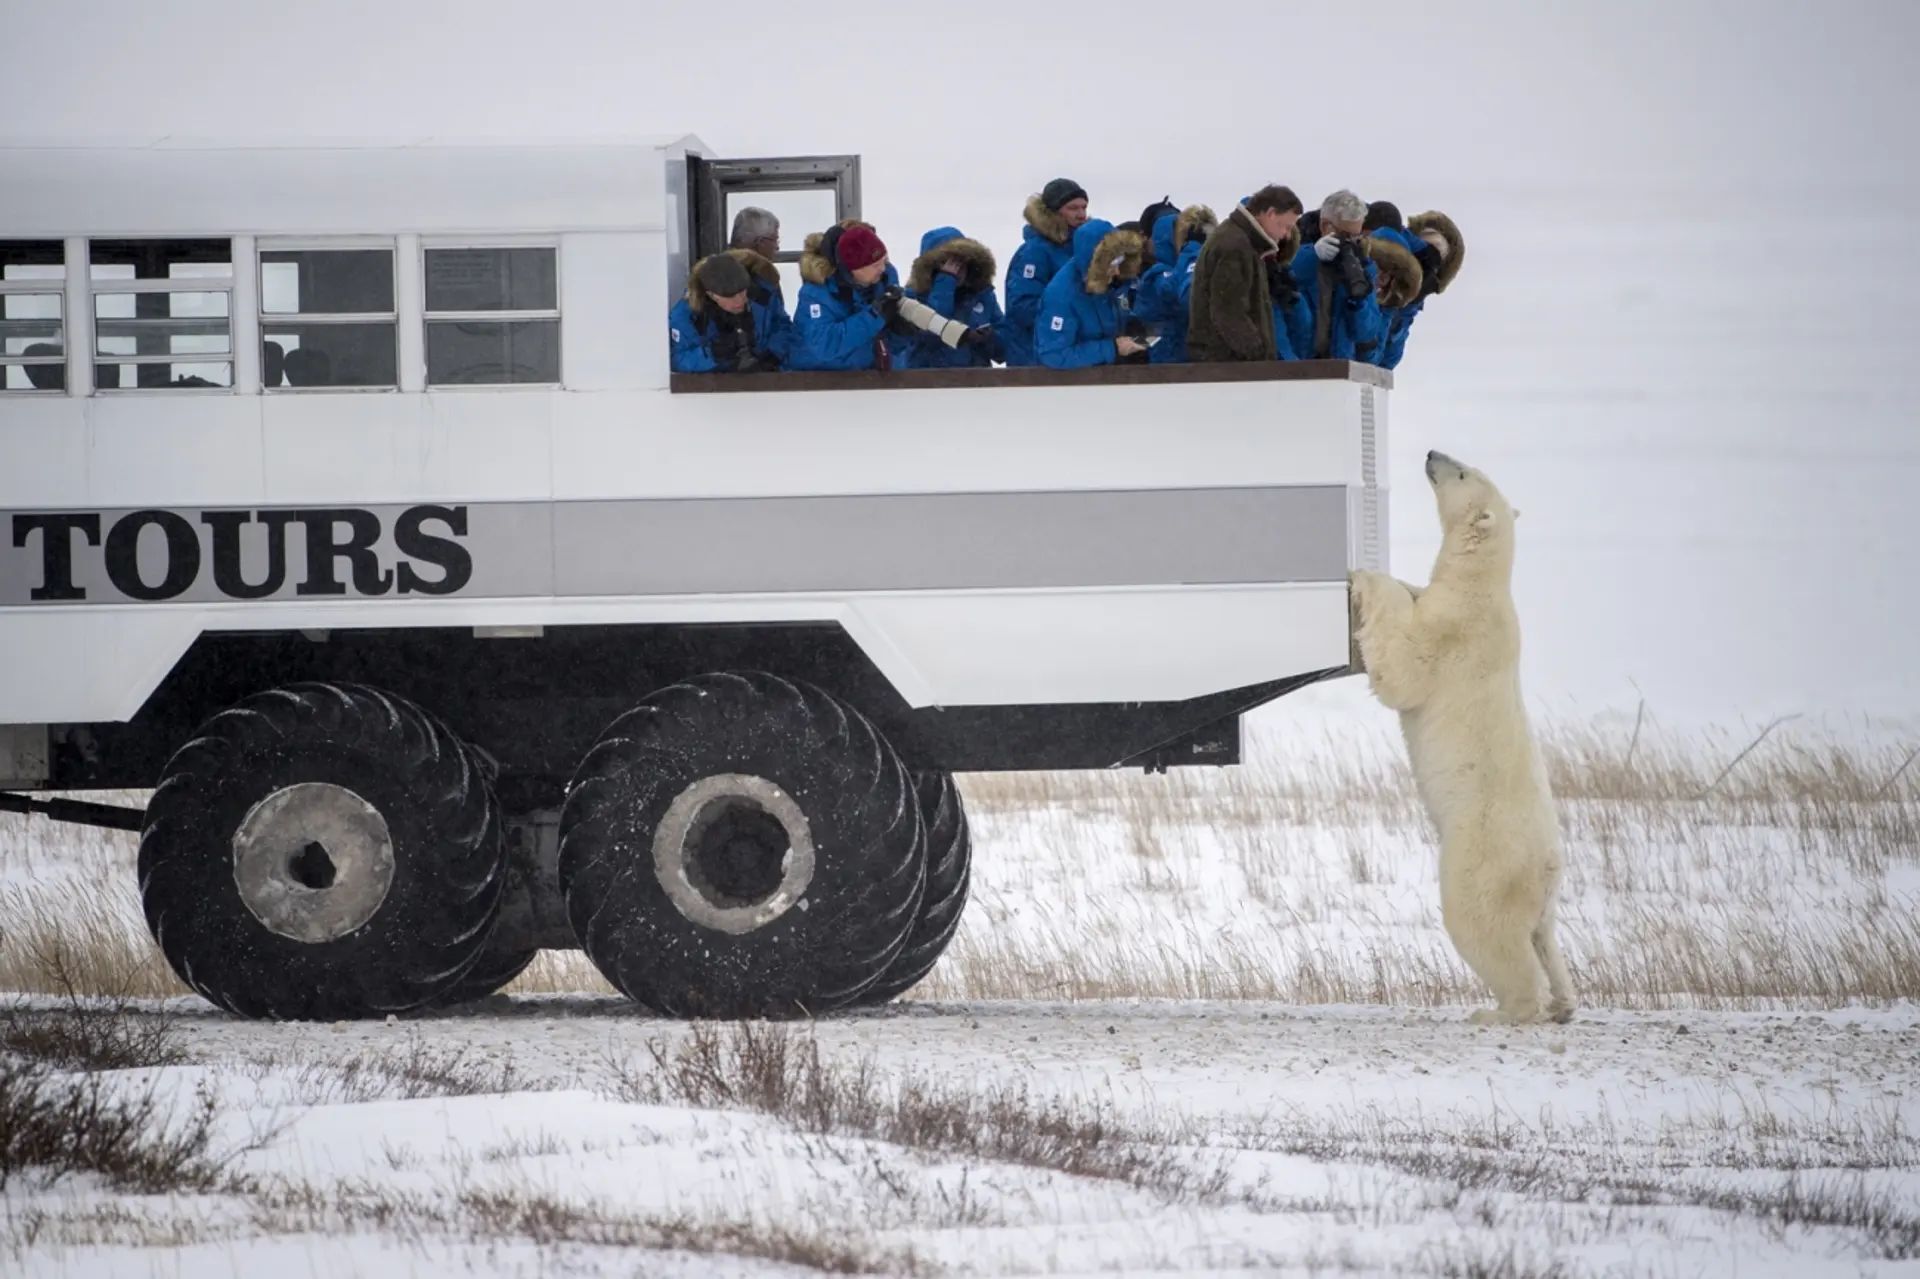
[
  {"left": 1173, "top": 204, "right": 1217, "bottom": 255},
  {"left": 686, "top": 248, "right": 779, "bottom": 317},
  {"left": 799, "top": 218, "right": 880, "bottom": 286},
  {"left": 1066, "top": 219, "right": 1146, "bottom": 295},
  {"left": 907, "top": 228, "right": 996, "bottom": 294},
  {"left": 1365, "top": 232, "right": 1424, "bottom": 310},
  {"left": 1024, "top": 194, "right": 1073, "bottom": 247},
  {"left": 1408, "top": 210, "right": 1465, "bottom": 294}
]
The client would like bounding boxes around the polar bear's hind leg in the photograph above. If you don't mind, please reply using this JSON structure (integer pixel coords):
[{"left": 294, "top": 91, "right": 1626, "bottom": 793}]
[
  {"left": 1533, "top": 914, "right": 1577, "bottom": 1023},
  {"left": 1442, "top": 887, "right": 1546, "bottom": 1024}
]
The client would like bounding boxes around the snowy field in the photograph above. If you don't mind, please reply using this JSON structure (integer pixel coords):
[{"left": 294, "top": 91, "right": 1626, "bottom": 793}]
[{"left": 6, "top": 711, "right": 1918, "bottom": 1276}]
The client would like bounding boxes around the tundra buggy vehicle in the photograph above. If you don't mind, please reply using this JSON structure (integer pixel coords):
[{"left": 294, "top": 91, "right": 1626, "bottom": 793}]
[{"left": 0, "top": 137, "right": 1390, "bottom": 1020}]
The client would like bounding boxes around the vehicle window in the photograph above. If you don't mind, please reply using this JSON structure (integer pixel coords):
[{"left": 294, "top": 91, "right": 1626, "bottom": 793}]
[
  {"left": 1, "top": 241, "right": 67, "bottom": 392},
  {"left": 260, "top": 247, "right": 398, "bottom": 389},
  {"left": 89, "top": 239, "right": 233, "bottom": 390},
  {"left": 423, "top": 247, "right": 559, "bottom": 385}
]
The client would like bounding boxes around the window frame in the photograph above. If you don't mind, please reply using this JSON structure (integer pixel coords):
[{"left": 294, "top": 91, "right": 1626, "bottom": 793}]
[
  {"left": 0, "top": 286, "right": 67, "bottom": 394},
  {"left": 420, "top": 238, "right": 562, "bottom": 390},
  {"left": 257, "top": 236, "right": 401, "bottom": 394},
  {"left": 87, "top": 238, "right": 236, "bottom": 394}
]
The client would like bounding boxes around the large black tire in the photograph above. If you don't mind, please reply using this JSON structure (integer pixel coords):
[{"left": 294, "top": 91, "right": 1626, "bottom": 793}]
[
  {"left": 558, "top": 671, "right": 925, "bottom": 1018},
  {"left": 138, "top": 682, "right": 505, "bottom": 1020},
  {"left": 421, "top": 932, "right": 537, "bottom": 1009},
  {"left": 854, "top": 771, "right": 971, "bottom": 1005}
]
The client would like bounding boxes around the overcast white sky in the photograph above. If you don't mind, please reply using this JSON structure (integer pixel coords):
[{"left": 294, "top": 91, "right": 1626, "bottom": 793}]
[{"left": 1, "top": 0, "right": 1911, "bottom": 194}]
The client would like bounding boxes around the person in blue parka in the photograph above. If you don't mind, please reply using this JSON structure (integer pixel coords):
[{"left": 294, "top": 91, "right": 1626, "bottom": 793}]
[
  {"left": 667, "top": 249, "right": 792, "bottom": 374},
  {"left": 1002, "top": 178, "right": 1088, "bottom": 367},
  {"left": 1034, "top": 218, "right": 1149, "bottom": 369},
  {"left": 1364, "top": 225, "right": 1431, "bottom": 370},
  {"left": 788, "top": 221, "right": 907, "bottom": 371},
  {"left": 899, "top": 227, "right": 1005, "bottom": 368},
  {"left": 1132, "top": 203, "right": 1217, "bottom": 364},
  {"left": 1370, "top": 209, "right": 1465, "bottom": 369},
  {"left": 1289, "top": 189, "right": 1388, "bottom": 362}
]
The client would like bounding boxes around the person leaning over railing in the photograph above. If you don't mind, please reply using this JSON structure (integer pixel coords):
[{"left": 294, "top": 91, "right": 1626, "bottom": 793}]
[
  {"left": 668, "top": 250, "right": 793, "bottom": 374},
  {"left": 1290, "top": 189, "right": 1387, "bottom": 362},
  {"left": 1367, "top": 209, "right": 1465, "bottom": 370},
  {"left": 1034, "top": 218, "right": 1149, "bottom": 369},
  {"left": 1188, "top": 184, "right": 1302, "bottom": 363}
]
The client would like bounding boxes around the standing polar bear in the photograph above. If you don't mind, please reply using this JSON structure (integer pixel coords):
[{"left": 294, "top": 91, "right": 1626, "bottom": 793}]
[{"left": 1349, "top": 450, "right": 1576, "bottom": 1025}]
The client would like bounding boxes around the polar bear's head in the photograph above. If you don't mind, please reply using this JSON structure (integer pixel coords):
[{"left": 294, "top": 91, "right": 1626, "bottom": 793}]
[{"left": 1426, "top": 450, "right": 1518, "bottom": 572}]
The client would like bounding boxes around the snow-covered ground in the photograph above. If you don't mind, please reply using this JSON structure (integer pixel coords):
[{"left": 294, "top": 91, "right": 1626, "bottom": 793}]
[{"left": 6, "top": 710, "right": 1917, "bottom": 1276}]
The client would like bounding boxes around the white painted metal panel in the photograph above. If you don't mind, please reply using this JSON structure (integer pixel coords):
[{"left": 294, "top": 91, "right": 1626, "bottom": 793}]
[
  {"left": 0, "top": 141, "right": 688, "bottom": 238},
  {"left": 0, "top": 583, "right": 1349, "bottom": 723}
]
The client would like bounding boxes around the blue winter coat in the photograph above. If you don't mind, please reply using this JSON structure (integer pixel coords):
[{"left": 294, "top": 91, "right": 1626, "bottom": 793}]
[
  {"left": 1035, "top": 219, "right": 1145, "bottom": 370},
  {"left": 788, "top": 237, "right": 903, "bottom": 372},
  {"left": 1289, "top": 242, "right": 1386, "bottom": 362},
  {"left": 1002, "top": 197, "right": 1077, "bottom": 367},
  {"left": 667, "top": 252, "right": 794, "bottom": 373},
  {"left": 1367, "top": 227, "right": 1431, "bottom": 370},
  {"left": 1132, "top": 207, "right": 1213, "bottom": 364},
  {"left": 1273, "top": 290, "right": 1312, "bottom": 361},
  {"left": 900, "top": 227, "right": 1005, "bottom": 368}
]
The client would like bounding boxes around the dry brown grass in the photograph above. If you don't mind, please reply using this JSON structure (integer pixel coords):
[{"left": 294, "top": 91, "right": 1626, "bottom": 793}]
[
  {"left": 4, "top": 717, "right": 1916, "bottom": 1011},
  {"left": 611, "top": 1021, "right": 1234, "bottom": 1205}
]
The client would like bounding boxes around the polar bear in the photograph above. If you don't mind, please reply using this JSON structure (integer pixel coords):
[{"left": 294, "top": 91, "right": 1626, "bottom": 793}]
[{"left": 1349, "top": 450, "right": 1575, "bottom": 1025}]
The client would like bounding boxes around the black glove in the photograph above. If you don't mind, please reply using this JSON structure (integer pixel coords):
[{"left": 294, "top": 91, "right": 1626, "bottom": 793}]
[
  {"left": 734, "top": 348, "right": 779, "bottom": 374},
  {"left": 876, "top": 286, "right": 904, "bottom": 320},
  {"left": 1413, "top": 243, "right": 1444, "bottom": 300},
  {"left": 1265, "top": 258, "right": 1299, "bottom": 306},
  {"left": 1335, "top": 240, "right": 1371, "bottom": 300},
  {"left": 960, "top": 324, "right": 995, "bottom": 349}
]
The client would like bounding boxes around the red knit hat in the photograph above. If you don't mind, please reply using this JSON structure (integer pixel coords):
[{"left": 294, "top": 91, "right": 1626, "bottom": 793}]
[{"left": 835, "top": 224, "right": 887, "bottom": 271}]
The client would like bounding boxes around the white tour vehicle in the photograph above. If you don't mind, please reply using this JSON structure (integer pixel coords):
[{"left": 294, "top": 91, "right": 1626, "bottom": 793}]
[{"left": 0, "top": 136, "right": 1390, "bottom": 1020}]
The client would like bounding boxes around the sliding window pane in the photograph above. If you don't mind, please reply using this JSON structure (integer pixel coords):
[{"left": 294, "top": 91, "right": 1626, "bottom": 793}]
[
  {"left": 263, "top": 323, "right": 397, "bottom": 387},
  {"left": 426, "top": 319, "right": 558, "bottom": 385}
]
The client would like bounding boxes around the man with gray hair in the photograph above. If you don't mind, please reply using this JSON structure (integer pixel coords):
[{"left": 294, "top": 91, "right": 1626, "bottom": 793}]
[
  {"left": 1289, "top": 189, "right": 1387, "bottom": 361},
  {"left": 729, "top": 206, "right": 782, "bottom": 259}
]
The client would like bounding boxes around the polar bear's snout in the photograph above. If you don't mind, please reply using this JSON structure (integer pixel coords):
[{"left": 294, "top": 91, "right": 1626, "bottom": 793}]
[{"left": 1425, "top": 450, "right": 1470, "bottom": 485}]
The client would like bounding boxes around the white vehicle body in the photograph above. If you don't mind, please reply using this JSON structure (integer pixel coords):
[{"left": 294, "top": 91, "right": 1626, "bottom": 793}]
[{"left": 0, "top": 136, "right": 1387, "bottom": 793}]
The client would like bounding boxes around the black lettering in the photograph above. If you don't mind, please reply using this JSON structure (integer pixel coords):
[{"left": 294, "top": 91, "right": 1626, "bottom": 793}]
[
  {"left": 103, "top": 510, "right": 200, "bottom": 601},
  {"left": 202, "top": 510, "right": 301, "bottom": 600},
  {"left": 11, "top": 513, "right": 102, "bottom": 601},
  {"left": 295, "top": 509, "right": 393, "bottom": 596},
  {"left": 394, "top": 505, "right": 472, "bottom": 595}
]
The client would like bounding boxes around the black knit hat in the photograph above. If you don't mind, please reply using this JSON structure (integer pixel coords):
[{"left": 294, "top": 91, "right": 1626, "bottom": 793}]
[
  {"left": 697, "top": 252, "right": 752, "bottom": 297},
  {"left": 1363, "top": 201, "right": 1404, "bottom": 232},
  {"left": 1137, "top": 196, "right": 1178, "bottom": 241},
  {"left": 1042, "top": 177, "right": 1088, "bottom": 211}
]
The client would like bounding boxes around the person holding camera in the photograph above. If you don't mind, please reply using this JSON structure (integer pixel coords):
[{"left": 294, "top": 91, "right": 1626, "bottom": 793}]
[
  {"left": 788, "top": 221, "right": 906, "bottom": 371},
  {"left": 1003, "top": 178, "right": 1090, "bottom": 367},
  {"left": 1188, "top": 184, "right": 1303, "bottom": 363},
  {"left": 898, "top": 227, "right": 1005, "bottom": 369},
  {"left": 1034, "top": 218, "right": 1149, "bottom": 369},
  {"left": 667, "top": 250, "right": 793, "bottom": 374},
  {"left": 1289, "top": 189, "right": 1388, "bottom": 362}
]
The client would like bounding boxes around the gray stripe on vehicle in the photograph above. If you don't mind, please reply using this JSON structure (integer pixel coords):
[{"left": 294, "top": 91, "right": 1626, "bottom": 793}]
[{"left": 0, "top": 487, "right": 1351, "bottom": 606}]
